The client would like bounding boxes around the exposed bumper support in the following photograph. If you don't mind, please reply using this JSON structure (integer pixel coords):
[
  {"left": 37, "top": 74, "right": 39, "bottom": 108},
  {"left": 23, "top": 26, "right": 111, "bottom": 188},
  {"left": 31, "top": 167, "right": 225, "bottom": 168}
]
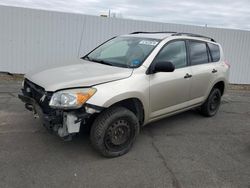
[{"left": 18, "top": 94, "right": 47, "bottom": 121}]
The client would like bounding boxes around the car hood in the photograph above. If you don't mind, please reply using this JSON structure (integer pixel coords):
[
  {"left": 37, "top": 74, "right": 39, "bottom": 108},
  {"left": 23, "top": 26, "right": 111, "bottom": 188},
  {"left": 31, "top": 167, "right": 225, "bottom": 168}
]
[{"left": 25, "top": 59, "right": 133, "bottom": 91}]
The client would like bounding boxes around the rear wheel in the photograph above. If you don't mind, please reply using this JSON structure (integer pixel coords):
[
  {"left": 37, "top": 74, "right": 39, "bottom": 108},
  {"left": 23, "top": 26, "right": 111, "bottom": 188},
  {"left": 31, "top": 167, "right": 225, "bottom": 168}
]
[
  {"left": 90, "top": 106, "right": 140, "bottom": 157},
  {"left": 200, "top": 88, "right": 221, "bottom": 117}
]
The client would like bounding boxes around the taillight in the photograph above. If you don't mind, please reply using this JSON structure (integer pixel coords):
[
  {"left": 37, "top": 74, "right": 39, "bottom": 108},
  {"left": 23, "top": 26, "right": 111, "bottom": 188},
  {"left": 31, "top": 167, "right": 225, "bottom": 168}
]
[{"left": 224, "top": 61, "right": 230, "bottom": 68}]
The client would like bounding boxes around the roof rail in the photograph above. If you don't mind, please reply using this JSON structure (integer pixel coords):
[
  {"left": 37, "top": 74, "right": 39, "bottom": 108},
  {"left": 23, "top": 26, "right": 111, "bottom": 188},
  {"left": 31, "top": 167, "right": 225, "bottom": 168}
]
[
  {"left": 130, "top": 31, "right": 177, "bottom": 34},
  {"left": 129, "top": 31, "right": 216, "bottom": 42},
  {"left": 172, "top": 32, "right": 216, "bottom": 42}
]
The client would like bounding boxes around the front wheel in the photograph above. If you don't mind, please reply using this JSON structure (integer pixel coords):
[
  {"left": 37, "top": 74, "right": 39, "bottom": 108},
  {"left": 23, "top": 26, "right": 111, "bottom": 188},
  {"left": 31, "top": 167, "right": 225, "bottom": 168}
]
[
  {"left": 200, "top": 88, "right": 221, "bottom": 117},
  {"left": 90, "top": 106, "right": 140, "bottom": 157}
]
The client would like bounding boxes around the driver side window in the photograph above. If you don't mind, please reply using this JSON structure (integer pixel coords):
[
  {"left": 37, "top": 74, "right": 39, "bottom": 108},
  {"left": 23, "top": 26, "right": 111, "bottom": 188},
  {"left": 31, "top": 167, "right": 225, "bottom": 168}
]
[{"left": 153, "top": 40, "right": 187, "bottom": 69}]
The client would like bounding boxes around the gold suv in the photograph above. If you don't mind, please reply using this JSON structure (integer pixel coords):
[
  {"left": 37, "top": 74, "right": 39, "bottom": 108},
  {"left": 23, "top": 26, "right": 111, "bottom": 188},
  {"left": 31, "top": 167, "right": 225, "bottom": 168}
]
[{"left": 19, "top": 32, "right": 230, "bottom": 157}]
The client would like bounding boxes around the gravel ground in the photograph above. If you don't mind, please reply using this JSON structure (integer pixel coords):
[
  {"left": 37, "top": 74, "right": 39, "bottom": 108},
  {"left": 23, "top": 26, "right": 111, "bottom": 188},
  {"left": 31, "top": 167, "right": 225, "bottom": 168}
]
[{"left": 0, "top": 80, "right": 250, "bottom": 188}]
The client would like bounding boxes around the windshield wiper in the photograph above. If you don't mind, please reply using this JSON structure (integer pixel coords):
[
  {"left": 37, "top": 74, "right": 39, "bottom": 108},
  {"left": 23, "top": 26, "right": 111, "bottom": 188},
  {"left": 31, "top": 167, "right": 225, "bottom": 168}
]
[
  {"left": 94, "top": 59, "right": 113, "bottom": 66},
  {"left": 85, "top": 57, "right": 113, "bottom": 66},
  {"left": 83, "top": 56, "right": 91, "bottom": 61}
]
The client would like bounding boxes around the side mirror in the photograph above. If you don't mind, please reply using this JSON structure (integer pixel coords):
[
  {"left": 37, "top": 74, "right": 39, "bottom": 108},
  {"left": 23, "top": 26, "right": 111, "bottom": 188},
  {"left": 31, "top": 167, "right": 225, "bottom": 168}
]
[{"left": 153, "top": 61, "right": 175, "bottom": 73}]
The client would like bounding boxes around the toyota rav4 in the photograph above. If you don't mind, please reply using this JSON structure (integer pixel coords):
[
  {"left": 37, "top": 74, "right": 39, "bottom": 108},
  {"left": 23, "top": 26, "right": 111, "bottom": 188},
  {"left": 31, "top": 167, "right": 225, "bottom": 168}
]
[{"left": 19, "top": 32, "right": 230, "bottom": 157}]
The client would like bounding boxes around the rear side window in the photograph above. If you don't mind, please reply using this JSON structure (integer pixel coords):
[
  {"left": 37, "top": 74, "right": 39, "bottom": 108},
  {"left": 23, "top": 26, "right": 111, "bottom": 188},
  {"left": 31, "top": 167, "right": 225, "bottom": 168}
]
[
  {"left": 207, "top": 43, "right": 220, "bottom": 62},
  {"left": 189, "top": 41, "right": 209, "bottom": 65}
]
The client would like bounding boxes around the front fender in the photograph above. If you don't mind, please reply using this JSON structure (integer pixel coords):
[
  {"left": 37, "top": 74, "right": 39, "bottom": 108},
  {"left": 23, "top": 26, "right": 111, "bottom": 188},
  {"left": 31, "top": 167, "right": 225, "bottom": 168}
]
[{"left": 86, "top": 73, "right": 150, "bottom": 121}]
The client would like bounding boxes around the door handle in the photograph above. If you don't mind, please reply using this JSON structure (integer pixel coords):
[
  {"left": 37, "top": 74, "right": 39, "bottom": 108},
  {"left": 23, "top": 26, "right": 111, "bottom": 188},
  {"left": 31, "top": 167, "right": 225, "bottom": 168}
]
[
  {"left": 184, "top": 73, "right": 192, "bottom": 79},
  {"left": 212, "top": 69, "right": 218, "bottom": 73}
]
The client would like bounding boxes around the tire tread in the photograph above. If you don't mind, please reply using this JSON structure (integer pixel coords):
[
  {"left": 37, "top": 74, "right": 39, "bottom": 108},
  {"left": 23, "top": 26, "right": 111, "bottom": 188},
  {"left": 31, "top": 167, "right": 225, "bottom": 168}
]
[{"left": 90, "top": 106, "right": 139, "bottom": 157}]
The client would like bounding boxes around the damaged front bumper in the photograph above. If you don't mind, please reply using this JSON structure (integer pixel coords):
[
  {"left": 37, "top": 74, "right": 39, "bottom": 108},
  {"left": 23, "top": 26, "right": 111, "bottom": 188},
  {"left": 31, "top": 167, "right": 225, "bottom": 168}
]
[{"left": 18, "top": 92, "right": 101, "bottom": 139}]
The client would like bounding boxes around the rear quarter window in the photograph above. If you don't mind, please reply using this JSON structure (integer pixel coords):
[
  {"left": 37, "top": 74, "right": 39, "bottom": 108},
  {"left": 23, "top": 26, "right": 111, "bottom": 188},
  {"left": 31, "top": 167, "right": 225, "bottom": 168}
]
[{"left": 207, "top": 43, "right": 220, "bottom": 62}]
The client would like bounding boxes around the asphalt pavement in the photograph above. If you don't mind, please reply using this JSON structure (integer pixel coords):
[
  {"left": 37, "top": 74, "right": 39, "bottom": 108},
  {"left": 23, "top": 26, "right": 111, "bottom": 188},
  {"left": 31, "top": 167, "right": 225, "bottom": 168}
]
[{"left": 0, "top": 80, "right": 250, "bottom": 188}]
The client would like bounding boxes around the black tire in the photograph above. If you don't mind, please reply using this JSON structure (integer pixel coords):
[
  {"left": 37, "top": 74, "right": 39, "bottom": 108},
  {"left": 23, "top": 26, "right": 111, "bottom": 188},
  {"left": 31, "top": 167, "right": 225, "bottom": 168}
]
[
  {"left": 90, "top": 106, "right": 140, "bottom": 157},
  {"left": 200, "top": 88, "right": 221, "bottom": 117}
]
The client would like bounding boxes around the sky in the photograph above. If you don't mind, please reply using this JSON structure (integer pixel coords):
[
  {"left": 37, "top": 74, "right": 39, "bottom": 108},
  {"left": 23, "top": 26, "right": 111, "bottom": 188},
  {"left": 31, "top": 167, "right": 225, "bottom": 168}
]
[{"left": 0, "top": 0, "right": 250, "bottom": 31}]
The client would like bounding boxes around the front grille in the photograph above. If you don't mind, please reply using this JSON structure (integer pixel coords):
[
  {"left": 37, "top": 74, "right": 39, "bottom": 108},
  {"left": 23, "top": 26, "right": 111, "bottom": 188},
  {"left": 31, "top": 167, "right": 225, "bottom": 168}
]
[{"left": 23, "top": 79, "right": 53, "bottom": 114}]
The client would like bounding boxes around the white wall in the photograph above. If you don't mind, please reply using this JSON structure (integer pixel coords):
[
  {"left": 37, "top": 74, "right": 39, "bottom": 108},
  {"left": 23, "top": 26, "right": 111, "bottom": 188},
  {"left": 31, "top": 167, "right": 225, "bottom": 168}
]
[{"left": 1, "top": 5, "right": 250, "bottom": 84}]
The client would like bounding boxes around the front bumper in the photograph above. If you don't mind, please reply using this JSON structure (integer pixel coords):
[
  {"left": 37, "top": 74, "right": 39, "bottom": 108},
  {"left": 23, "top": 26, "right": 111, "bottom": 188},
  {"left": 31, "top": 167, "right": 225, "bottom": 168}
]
[
  {"left": 19, "top": 93, "right": 93, "bottom": 138},
  {"left": 19, "top": 94, "right": 90, "bottom": 140},
  {"left": 19, "top": 79, "right": 103, "bottom": 139}
]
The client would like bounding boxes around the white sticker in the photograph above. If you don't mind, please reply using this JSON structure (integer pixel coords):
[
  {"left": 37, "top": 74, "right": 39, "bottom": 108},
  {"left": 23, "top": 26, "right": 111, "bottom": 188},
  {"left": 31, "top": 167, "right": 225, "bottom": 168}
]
[{"left": 139, "top": 40, "right": 158, "bottom": 46}]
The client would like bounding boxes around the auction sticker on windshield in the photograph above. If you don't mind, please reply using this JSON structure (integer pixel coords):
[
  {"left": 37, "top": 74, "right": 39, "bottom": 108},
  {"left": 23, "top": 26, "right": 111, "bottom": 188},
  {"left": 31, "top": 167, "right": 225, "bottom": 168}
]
[{"left": 139, "top": 40, "right": 158, "bottom": 46}]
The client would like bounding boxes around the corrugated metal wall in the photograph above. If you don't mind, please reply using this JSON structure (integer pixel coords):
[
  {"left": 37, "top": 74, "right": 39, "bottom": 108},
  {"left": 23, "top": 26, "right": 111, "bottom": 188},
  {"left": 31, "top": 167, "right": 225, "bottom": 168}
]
[{"left": 0, "top": 5, "right": 250, "bottom": 84}]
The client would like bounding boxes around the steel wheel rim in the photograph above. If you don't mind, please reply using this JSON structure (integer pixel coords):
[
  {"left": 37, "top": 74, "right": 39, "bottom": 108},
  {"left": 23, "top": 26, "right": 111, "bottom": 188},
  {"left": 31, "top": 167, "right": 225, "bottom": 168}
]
[
  {"left": 209, "top": 92, "right": 220, "bottom": 111},
  {"left": 104, "top": 119, "right": 134, "bottom": 152}
]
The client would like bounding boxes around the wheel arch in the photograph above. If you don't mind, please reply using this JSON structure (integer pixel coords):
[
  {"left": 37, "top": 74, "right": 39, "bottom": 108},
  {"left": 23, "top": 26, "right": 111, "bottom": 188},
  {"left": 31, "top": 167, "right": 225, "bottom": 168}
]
[
  {"left": 107, "top": 97, "right": 145, "bottom": 126},
  {"left": 213, "top": 81, "right": 225, "bottom": 95},
  {"left": 204, "top": 79, "right": 226, "bottom": 102},
  {"left": 206, "top": 78, "right": 226, "bottom": 96}
]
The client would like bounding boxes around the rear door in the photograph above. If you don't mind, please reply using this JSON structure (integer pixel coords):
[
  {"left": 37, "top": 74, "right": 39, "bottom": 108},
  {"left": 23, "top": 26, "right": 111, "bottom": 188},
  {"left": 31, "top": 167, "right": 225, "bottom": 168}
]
[
  {"left": 207, "top": 42, "right": 222, "bottom": 74},
  {"left": 188, "top": 40, "right": 217, "bottom": 102}
]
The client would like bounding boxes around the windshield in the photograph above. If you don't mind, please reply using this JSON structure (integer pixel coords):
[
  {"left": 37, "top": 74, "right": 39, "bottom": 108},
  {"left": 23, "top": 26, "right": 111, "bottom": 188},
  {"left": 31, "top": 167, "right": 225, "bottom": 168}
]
[{"left": 83, "top": 37, "right": 160, "bottom": 68}]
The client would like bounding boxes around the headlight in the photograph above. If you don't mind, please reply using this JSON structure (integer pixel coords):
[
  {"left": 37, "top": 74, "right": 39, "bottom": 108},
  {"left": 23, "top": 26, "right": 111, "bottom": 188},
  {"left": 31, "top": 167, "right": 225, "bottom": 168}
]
[{"left": 49, "top": 88, "right": 96, "bottom": 109}]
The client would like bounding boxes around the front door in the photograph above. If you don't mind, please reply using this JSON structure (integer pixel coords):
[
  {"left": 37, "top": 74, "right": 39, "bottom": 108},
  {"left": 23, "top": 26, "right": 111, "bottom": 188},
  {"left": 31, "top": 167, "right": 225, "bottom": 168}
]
[{"left": 149, "top": 40, "right": 192, "bottom": 119}]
